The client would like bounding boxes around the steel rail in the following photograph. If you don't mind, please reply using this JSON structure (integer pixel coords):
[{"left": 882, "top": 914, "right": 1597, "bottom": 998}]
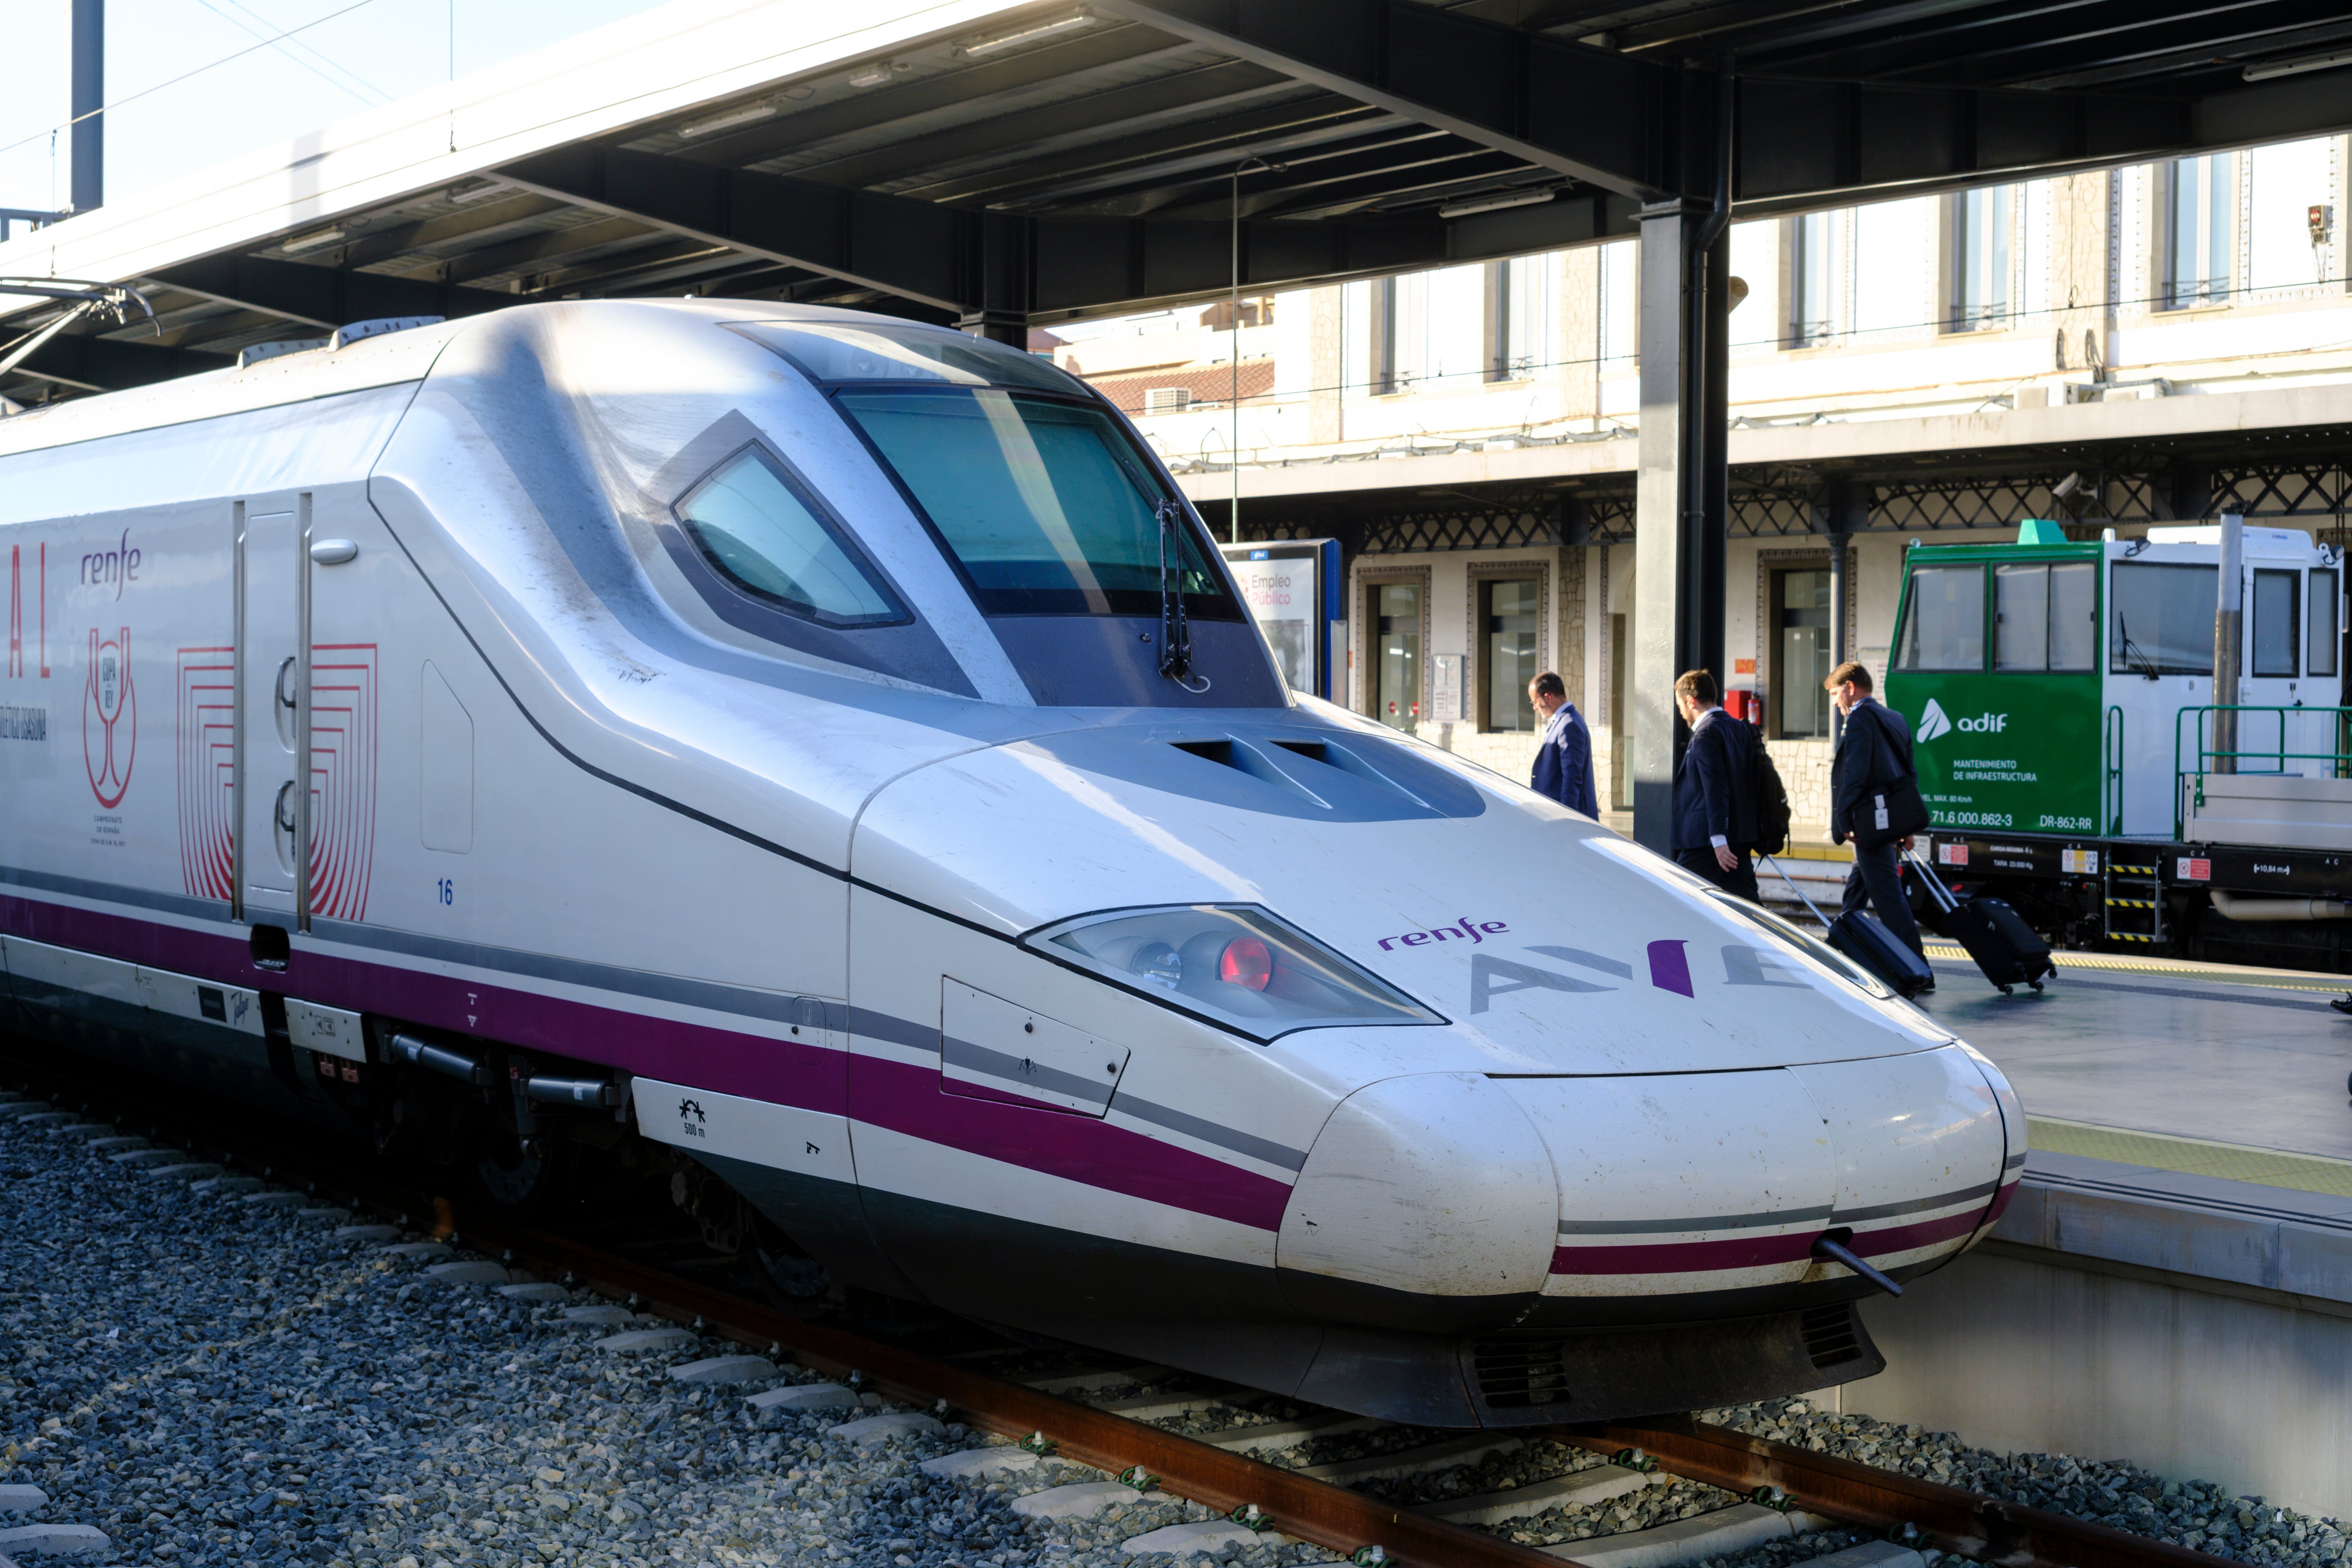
[
  {"left": 404, "top": 1194, "right": 1572, "bottom": 1568},
  {"left": 1564, "top": 1423, "right": 2239, "bottom": 1568}
]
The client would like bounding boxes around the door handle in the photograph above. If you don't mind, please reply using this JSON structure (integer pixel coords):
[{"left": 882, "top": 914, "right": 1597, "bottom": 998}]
[
  {"left": 275, "top": 656, "right": 299, "bottom": 715},
  {"left": 274, "top": 780, "right": 299, "bottom": 834}
]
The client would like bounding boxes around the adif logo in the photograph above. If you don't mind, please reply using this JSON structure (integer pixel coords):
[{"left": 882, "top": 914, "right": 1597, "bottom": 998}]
[
  {"left": 1917, "top": 698, "right": 1953, "bottom": 742},
  {"left": 1959, "top": 711, "right": 2009, "bottom": 733}
]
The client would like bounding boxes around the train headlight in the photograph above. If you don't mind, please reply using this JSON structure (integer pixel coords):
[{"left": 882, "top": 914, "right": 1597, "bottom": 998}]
[{"left": 1027, "top": 905, "right": 1443, "bottom": 1042}]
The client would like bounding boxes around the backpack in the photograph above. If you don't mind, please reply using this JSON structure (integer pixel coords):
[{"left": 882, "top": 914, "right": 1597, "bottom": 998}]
[{"left": 1749, "top": 738, "right": 1793, "bottom": 856}]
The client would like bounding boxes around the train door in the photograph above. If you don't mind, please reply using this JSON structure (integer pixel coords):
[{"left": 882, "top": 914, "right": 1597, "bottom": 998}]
[
  {"left": 2244, "top": 553, "right": 2342, "bottom": 776},
  {"left": 236, "top": 497, "right": 304, "bottom": 926}
]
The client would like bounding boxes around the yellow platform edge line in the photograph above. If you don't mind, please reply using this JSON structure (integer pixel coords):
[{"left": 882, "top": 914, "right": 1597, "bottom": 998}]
[
  {"left": 1923, "top": 944, "right": 2348, "bottom": 994},
  {"left": 2025, "top": 1115, "right": 2352, "bottom": 1200}
]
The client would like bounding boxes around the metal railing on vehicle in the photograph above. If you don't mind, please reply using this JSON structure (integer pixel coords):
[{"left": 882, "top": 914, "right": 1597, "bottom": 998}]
[{"left": 2172, "top": 705, "right": 2352, "bottom": 838}]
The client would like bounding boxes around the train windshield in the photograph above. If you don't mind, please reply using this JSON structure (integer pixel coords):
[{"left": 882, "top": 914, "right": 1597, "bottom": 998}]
[{"left": 734, "top": 319, "right": 1238, "bottom": 620}]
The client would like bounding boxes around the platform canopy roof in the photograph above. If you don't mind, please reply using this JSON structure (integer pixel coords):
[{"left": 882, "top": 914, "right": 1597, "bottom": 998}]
[{"left": 7, "top": 0, "right": 2352, "bottom": 405}]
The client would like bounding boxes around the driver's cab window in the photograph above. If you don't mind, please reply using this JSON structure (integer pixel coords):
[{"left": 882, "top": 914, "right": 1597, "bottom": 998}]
[{"left": 1895, "top": 564, "right": 1985, "bottom": 670}]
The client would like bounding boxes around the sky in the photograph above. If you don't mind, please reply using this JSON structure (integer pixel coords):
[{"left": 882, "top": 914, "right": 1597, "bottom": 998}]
[{"left": 0, "top": 0, "right": 672, "bottom": 217}]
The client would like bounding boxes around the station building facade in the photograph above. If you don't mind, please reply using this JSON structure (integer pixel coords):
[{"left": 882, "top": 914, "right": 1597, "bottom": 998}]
[{"left": 1057, "top": 135, "right": 2352, "bottom": 830}]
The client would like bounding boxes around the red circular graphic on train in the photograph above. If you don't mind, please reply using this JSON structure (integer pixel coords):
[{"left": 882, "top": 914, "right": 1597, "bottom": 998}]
[{"left": 84, "top": 627, "right": 136, "bottom": 808}]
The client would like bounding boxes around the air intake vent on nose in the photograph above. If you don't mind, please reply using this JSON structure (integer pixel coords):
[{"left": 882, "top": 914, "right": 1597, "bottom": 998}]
[
  {"left": 1799, "top": 1302, "right": 1866, "bottom": 1370},
  {"left": 1471, "top": 1337, "right": 1571, "bottom": 1410},
  {"left": 1272, "top": 737, "right": 1435, "bottom": 808},
  {"left": 1169, "top": 738, "right": 1328, "bottom": 806}
]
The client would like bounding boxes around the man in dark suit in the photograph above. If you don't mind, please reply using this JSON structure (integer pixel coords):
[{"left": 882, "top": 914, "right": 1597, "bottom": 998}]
[
  {"left": 1527, "top": 670, "right": 1598, "bottom": 817},
  {"left": 1826, "top": 661, "right": 1926, "bottom": 958},
  {"left": 1669, "top": 669, "right": 1760, "bottom": 900}
]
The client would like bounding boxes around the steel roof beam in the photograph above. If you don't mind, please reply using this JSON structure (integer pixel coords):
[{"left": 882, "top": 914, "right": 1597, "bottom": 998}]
[
  {"left": 1088, "top": 0, "right": 2334, "bottom": 208},
  {"left": 1092, "top": 0, "right": 1678, "bottom": 199},
  {"left": 496, "top": 144, "right": 984, "bottom": 312},
  {"left": 10, "top": 332, "right": 227, "bottom": 391},
  {"left": 782, "top": 61, "right": 1302, "bottom": 191},
  {"left": 1753, "top": 0, "right": 2347, "bottom": 84},
  {"left": 911, "top": 101, "right": 1399, "bottom": 208},
  {"left": 1028, "top": 127, "right": 1475, "bottom": 219},
  {"left": 493, "top": 142, "right": 1632, "bottom": 322},
  {"left": 669, "top": 24, "right": 1193, "bottom": 169},
  {"left": 145, "top": 254, "right": 505, "bottom": 330}
]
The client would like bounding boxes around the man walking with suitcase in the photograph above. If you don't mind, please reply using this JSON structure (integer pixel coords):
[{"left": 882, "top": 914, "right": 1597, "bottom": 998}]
[
  {"left": 1669, "top": 670, "right": 1761, "bottom": 901},
  {"left": 1826, "top": 661, "right": 1929, "bottom": 964}
]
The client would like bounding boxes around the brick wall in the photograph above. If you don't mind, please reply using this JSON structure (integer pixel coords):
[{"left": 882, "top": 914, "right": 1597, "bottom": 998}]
[
  {"left": 1767, "top": 737, "right": 1835, "bottom": 835},
  {"left": 1429, "top": 724, "right": 1542, "bottom": 786}
]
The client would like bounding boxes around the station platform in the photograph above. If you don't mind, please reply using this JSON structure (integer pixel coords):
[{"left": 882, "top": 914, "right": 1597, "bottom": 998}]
[
  {"left": 1845, "top": 947, "right": 2352, "bottom": 1520},
  {"left": 1917, "top": 946, "right": 2352, "bottom": 1167}
]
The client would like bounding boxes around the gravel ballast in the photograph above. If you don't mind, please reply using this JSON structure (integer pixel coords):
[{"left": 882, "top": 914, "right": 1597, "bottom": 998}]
[{"left": 2, "top": 1099, "right": 2344, "bottom": 1568}]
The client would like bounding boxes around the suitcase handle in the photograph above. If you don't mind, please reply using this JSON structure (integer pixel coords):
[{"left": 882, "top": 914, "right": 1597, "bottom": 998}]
[
  {"left": 1903, "top": 846, "right": 1962, "bottom": 915},
  {"left": 1758, "top": 853, "right": 1833, "bottom": 926}
]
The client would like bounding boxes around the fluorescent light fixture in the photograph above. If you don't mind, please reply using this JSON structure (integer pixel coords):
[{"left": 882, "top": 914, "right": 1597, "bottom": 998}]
[
  {"left": 847, "top": 62, "right": 898, "bottom": 88},
  {"left": 961, "top": 10, "right": 1092, "bottom": 57},
  {"left": 679, "top": 102, "right": 778, "bottom": 138},
  {"left": 1438, "top": 189, "right": 1556, "bottom": 219},
  {"left": 2244, "top": 48, "right": 2352, "bottom": 80},
  {"left": 281, "top": 226, "right": 347, "bottom": 254},
  {"left": 446, "top": 181, "right": 512, "bottom": 205}
]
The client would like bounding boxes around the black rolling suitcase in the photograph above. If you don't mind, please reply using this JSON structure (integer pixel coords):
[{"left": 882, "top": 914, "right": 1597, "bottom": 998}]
[
  {"left": 1906, "top": 849, "right": 2055, "bottom": 994},
  {"left": 1760, "top": 855, "right": 1938, "bottom": 999}
]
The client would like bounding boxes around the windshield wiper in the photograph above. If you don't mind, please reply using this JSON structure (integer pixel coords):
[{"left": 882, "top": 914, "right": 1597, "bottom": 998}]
[
  {"left": 2116, "top": 613, "right": 2161, "bottom": 680},
  {"left": 1155, "top": 498, "right": 1211, "bottom": 693}
]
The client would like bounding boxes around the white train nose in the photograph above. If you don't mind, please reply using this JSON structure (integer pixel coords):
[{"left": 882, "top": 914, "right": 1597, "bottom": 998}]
[
  {"left": 1275, "top": 1072, "right": 1559, "bottom": 1331},
  {"left": 1514, "top": 1043, "right": 2013, "bottom": 1317},
  {"left": 1273, "top": 1045, "right": 2014, "bottom": 1333}
]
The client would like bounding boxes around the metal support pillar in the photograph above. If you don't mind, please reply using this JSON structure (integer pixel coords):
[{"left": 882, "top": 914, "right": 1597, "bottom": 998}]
[
  {"left": 1630, "top": 204, "right": 1732, "bottom": 850},
  {"left": 958, "top": 213, "right": 1030, "bottom": 347},
  {"left": 70, "top": 0, "right": 103, "bottom": 215},
  {"left": 1824, "top": 476, "right": 1864, "bottom": 740}
]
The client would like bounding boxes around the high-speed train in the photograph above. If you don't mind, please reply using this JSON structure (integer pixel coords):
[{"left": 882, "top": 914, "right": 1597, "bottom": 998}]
[{"left": 0, "top": 301, "right": 2022, "bottom": 1426}]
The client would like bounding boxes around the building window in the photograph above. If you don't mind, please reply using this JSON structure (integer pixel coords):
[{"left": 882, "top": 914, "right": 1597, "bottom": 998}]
[
  {"left": 1479, "top": 577, "right": 1541, "bottom": 731},
  {"left": 1372, "top": 581, "right": 1422, "bottom": 733},
  {"left": 1483, "top": 257, "right": 1551, "bottom": 382},
  {"left": 1788, "top": 211, "right": 1836, "bottom": 347},
  {"left": 1950, "top": 185, "right": 2011, "bottom": 331},
  {"left": 1771, "top": 567, "right": 1834, "bottom": 739},
  {"left": 2166, "top": 154, "right": 2233, "bottom": 309},
  {"left": 1370, "top": 276, "right": 1400, "bottom": 394}
]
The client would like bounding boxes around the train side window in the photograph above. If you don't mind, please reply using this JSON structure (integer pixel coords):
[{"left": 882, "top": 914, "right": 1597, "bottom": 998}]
[
  {"left": 1993, "top": 564, "right": 2048, "bottom": 671},
  {"left": 2252, "top": 569, "right": 2299, "bottom": 677},
  {"left": 2049, "top": 562, "right": 2096, "bottom": 670},
  {"left": 2109, "top": 561, "right": 2217, "bottom": 675},
  {"left": 2312, "top": 569, "right": 2340, "bottom": 678},
  {"left": 675, "top": 447, "right": 906, "bottom": 627},
  {"left": 1893, "top": 564, "right": 1985, "bottom": 671}
]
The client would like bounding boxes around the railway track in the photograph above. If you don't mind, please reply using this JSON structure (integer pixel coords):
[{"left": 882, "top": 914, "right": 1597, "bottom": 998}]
[{"left": 0, "top": 1057, "right": 2251, "bottom": 1568}]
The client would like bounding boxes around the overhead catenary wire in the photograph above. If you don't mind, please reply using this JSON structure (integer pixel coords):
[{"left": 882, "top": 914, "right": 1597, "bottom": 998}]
[
  {"left": 191, "top": 0, "right": 392, "bottom": 106},
  {"left": 0, "top": 0, "right": 383, "bottom": 162}
]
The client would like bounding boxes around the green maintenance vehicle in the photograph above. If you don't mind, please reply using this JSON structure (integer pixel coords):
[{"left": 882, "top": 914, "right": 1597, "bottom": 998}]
[{"left": 1884, "top": 517, "right": 2352, "bottom": 968}]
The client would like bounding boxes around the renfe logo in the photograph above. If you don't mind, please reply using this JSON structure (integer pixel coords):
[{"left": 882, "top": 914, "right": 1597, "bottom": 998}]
[
  {"left": 1916, "top": 698, "right": 2007, "bottom": 740},
  {"left": 80, "top": 529, "right": 141, "bottom": 602},
  {"left": 1379, "top": 918, "right": 1507, "bottom": 950}
]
